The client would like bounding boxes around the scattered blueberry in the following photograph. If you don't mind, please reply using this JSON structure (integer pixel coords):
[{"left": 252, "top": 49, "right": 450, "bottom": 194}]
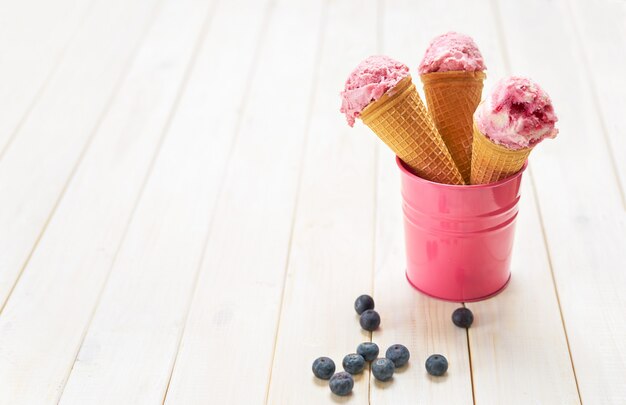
[
  {"left": 359, "top": 309, "right": 381, "bottom": 331},
  {"left": 452, "top": 307, "right": 474, "bottom": 328},
  {"left": 425, "top": 354, "right": 448, "bottom": 376},
  {"left": 371, "top": 358, "right": 395, "bottom": 382},
  {"left": 342, "top": 353, "right": 366, "bottom": 374},
  {"left": 385, "top": 344, "right": 410, "bottom": 368},
  {"left": 329, "top": 372, "right": 354, "bottom": 396},
  {"left": 312, "top": 356, "right": 336, "bottom": 380},
  {"left": 354, "top": 294, "right": 375, "bottom": 315},
  {"left": 357, "top": 342, "right": 379, "bottom": 362}
]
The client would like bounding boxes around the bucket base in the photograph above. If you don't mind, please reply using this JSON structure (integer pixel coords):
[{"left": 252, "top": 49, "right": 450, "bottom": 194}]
[{"left": 405, "top": 271, "right": 511, "bottom": 303}]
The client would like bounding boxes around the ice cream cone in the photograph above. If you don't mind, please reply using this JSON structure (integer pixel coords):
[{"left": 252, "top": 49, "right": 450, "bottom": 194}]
[
  {"left": 470, "top": 123, "right": 531, "bottom": 185},
  {"left": 421, "top": 70, "right": 486, "bottom": 183},
  {"left": 361, "top": 76, "right": 464, "bottom": 185}
]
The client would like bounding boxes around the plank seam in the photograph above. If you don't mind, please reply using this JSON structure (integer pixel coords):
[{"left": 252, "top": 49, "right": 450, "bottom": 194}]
[
  {"left": 368, "top": 146, "right": 378, "bottom": 405},
  {"left": 262, "top": 2, "right": 329, "bottom": 403},
  {"left": 562, "top": 0, "right": 626, "bottom": 211},
  {"left": 463, "top": 303, "right": 477, "bottom": 405},
  {"left": 0, "top": 0, "right": 98, "bottom": 163},
  {"left": 369, "top": 2, "right": 384, "bottom": 403},
  {"left": 0, "top": 0, "right": 164, "bottom": 317}
]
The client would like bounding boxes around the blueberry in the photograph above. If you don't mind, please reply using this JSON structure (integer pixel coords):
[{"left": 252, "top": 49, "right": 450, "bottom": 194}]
[
  {"left": 452, "top": 307, "right": 474, "bottom": 328},
  {"left": 354, "top": 294, "right": 375, "bottom": 315},
  {"left": 357, "top": 342, "right": 379, "bottom": 362},
  {"left": 312, "top": 356, "right": 335, "bottom": 380},
  {"left": 359, "top": 309, "right": 380, "bottom": 331},
  {"left": 329, "top": 372, "right": 354, "bottom": 396},
  {"left": 425, "top": 354, "right": 448, "bottom": 376},
  {"left": 371, "top": 358, "right": 395, "bottom": 381},
  {"left": 342, "top": 353, "right": 365, "bottom": 374},
  {"left": 385, "top": 344, "right": 410, "bottom": 368}
]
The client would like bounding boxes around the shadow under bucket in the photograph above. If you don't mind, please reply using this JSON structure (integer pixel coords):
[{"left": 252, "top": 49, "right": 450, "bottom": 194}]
[{"left": 397, "top": 157, "right": 527, "bottom": 302}]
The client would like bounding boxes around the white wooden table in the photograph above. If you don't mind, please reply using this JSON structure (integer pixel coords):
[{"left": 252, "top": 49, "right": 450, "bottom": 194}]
[{"left": 0, "top": 0, "right": 624, "bottom": 403}]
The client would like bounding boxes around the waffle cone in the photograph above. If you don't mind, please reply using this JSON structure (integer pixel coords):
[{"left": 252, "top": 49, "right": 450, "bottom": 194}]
[
  {"left": 470, "top": 123, "right": 531, "bottom": 184},
  {"left": 421, "top": 70, "right": 486, "bottom": 183},
  {"left": 361, "top": 77, "right": 464, "bottom": 185}
]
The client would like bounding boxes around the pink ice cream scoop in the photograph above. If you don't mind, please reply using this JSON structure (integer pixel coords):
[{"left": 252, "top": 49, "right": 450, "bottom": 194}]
[
  {"left": 418, "top": 32, "right": 486, "bottom": 74},
  {"left": 340, "top": 55, "right": 410, "bottom": 127},
  {"left": 475, "top": 76, "right": 558, "bottom": 150}
]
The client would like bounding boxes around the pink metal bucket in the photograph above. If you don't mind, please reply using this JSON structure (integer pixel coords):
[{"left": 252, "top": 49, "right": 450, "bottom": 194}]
[{"left": 397, "top": 157, "right": 527, "bottom": 302}]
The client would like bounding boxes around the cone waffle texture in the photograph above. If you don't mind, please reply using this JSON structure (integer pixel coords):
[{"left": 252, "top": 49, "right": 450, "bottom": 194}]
[
  {"left": 421, "top": 70, "right": 486, "bottom": 183},
  {"left": 361, "top": 76, "right": 464, "bottom": 185},
  {"left": 470, "top": 123, "right": 531, "bottom": 184}
]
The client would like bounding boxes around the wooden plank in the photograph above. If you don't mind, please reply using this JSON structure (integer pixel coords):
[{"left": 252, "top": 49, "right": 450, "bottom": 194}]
[
  {"left": 565, "top": 0, "right": 626, "bottom": 205},
  {"left": 58, "top": 1, "right": 272, "bottom": 403},
  {"left": 162, "top": 1, "right": 326, "bottom": 404},
  {"left": 0, "top": 0, "right": 93, "bottom": 153},
  {"left": 0, "top": 0, "right": 159, "bottom": 309},
  {"left": 496, "top": 0, "right": 626, "bottom": 402},
  {"left": 0, "top": 0, "right": 211, "bottom": 403},
  {"left": 265, "top": 1, "right": 378, "bottom": 403}
]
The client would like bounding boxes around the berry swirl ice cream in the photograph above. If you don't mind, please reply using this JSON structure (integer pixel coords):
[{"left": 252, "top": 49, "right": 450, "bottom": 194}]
[
  {"left": 339, "top": 55, "right": 464, "bottom": 185},
  {"left": 418, "top": 32, "right": 486, "bottom": 74},
  {"left": 340, "top": 55, "right": 409, "bottom": 127},
  {"left": 418, "top": 32, "right": 486, "bottom": 183},
  {"left": 474, "top": 76, "right": 558, "bottom": 150}
]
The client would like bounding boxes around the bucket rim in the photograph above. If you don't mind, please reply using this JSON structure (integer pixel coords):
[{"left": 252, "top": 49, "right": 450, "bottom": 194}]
[{"left": 396, "top": 156, "right": 528, "bottom": 189}]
